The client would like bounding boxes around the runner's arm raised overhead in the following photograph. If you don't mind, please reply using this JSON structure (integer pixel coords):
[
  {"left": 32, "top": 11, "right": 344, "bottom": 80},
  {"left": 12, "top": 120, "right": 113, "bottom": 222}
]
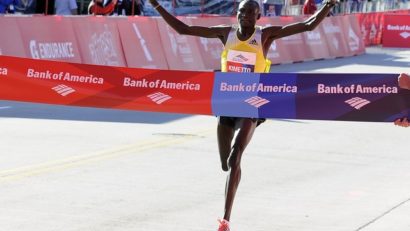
[
  {"left": 149, "top": 0, "right": 230, "bottom": 41},
  {"left": 262, "top": 0, "right": 336, "bottom": 41}
]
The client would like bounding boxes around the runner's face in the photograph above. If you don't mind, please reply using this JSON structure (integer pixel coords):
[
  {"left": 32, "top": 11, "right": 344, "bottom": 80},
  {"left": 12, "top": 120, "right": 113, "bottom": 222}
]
[{"left": 237, "top": 1, "right": 260, "bottom": 28}]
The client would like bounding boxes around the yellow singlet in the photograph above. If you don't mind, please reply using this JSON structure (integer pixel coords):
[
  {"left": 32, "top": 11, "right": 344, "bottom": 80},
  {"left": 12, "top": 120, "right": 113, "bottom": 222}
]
[{"left": 221, "top": 25, "right": 271, "bottom": 73}]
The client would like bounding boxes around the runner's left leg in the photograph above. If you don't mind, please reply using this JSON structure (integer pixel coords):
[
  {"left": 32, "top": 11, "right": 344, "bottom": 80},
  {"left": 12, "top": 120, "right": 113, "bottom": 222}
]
[{"left": 223, "top": 118, "right": 257, "bottom": 221}]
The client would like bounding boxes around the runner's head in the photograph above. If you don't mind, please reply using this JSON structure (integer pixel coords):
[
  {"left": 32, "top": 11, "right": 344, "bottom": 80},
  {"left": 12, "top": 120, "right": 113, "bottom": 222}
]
[{"left": 237, "top": 0, "right": 261, "bottom": 28}]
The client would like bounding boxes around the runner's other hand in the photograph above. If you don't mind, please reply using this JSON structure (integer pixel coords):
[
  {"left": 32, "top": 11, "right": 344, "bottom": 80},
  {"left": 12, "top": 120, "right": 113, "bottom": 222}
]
[
  {"left": 394, "top": 117, "right": 410, "bottom": 127},
  {"left": 398, "top": 73, "right": 410, "bottom": 90}
]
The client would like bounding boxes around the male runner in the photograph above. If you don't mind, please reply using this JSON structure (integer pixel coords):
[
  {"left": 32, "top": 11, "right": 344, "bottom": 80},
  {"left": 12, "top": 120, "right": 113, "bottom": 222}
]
[{"left": 148, "top": 0, "right": 336, "bottom": 230}]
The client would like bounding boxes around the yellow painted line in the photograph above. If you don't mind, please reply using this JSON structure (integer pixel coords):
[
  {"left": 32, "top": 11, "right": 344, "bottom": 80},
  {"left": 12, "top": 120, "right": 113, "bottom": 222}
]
[{"left": 0, "top": 128, "right": 213, "bottom": 183}]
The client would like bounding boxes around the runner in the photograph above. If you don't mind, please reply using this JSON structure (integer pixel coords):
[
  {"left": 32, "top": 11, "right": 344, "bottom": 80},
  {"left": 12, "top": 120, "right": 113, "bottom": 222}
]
[{"left": 148, "top": 0, "right": 336, "bottom": 230}]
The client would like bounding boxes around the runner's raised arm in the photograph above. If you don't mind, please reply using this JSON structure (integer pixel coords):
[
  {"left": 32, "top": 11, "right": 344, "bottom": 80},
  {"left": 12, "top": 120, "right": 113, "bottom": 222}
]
[
  {"left": 149, "top": 0, "right": 230, "bottom": 41},
  {"left": 262, "top": 0, "right": 336, "bottom": 41}
]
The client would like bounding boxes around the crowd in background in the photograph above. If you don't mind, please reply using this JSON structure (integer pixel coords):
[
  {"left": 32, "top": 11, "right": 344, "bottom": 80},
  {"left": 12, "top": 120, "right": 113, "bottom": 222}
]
[
  {"left": 0, "top": 0, "right": 409, "bottom": 16},
  {"left": 0, "top": 0, "right": 142, "bottom": 15}
]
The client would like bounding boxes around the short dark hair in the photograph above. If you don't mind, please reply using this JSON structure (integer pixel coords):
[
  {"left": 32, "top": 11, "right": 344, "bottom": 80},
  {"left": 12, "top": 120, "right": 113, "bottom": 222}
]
[{"left": 239, "top": 0, "right": 261, "bottom": 11}]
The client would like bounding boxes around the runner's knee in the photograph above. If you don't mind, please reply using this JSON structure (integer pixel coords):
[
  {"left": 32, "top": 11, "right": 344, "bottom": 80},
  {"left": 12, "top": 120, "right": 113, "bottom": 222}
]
[{"left": 229, "top": 146, "right": 244, "bottom": 167}]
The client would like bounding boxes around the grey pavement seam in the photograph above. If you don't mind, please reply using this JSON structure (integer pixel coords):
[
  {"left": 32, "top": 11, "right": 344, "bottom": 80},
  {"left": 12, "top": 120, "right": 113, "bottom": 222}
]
[{"left": 354, "top": 197, "right": 410, "bottom": 231}]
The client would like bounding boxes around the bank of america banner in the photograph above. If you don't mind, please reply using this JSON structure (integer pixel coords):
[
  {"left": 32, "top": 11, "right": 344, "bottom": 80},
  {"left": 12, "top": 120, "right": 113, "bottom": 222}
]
[{"left": 1, "top": 56, "right": 408, "bottom": 122}]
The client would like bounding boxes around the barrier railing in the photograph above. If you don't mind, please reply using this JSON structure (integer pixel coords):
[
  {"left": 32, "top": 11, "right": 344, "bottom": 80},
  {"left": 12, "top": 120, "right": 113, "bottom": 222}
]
[{"left": 0, "top": 14, "right": 366, "bottom": 71}]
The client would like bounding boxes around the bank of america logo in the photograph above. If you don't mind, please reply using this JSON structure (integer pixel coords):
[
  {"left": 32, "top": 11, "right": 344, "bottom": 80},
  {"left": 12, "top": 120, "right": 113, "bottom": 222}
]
[
  {"left": 345, "top": 97, "right": 370, "bottom": 110},
  {"left": 248, "top": 39, "right": 258, "bottom": 46},
  {"left": 52, "top": 84, "right": 75, "bottom": 96},
  {"left": 147, "top": 92, "right": 172, "bottom": 104},
  {"left": 400, "top": 32, "right": 410, "bottom": 39},
  {"left": 245, "top": 96, "right": 270, "bottom": 108}
]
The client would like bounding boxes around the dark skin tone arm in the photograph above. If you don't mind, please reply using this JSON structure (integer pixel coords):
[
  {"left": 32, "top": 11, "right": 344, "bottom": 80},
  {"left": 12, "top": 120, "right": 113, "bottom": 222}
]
[
  {"left": 149, "top": 0, "right": 336, "bottom": 57},
  {"left": 261, "top": 1, "right": 335, "bottom": 55},
  {"left": 149, "top": 0, "right": 231, "bottom": 42}
]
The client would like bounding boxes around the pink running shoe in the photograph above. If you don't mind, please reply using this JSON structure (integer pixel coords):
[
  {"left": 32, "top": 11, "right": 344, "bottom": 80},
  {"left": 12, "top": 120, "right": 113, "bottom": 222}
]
[{"left": 217, "top": 219, "right": 230, "bottom": 231}]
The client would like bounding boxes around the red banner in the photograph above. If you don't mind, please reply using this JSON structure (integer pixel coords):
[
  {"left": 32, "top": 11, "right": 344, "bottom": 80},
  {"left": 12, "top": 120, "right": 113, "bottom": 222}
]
[
  {"left": 16, "top": 15, "right": 82, "bottom": 63},
  {"left": 0, "top": 56, "right": 213, "bottom": 115},
  {"left": 382, "top": 14, "right": 410, "bottom": 48}
]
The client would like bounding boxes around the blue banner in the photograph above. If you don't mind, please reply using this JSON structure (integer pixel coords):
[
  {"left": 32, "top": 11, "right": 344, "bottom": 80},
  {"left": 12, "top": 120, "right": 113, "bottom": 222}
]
[{"left": 211, "top": 72, "right": 409, "bottom": 122}]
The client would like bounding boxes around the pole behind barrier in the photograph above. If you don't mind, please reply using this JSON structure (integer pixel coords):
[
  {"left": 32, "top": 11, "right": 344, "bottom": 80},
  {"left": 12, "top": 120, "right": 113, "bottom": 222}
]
[
  {"left": 132, "top": 0, "right": 135, "bottom": 16},
  {"left": 45, "top": 0, "right": 49, "bottom": 15}
]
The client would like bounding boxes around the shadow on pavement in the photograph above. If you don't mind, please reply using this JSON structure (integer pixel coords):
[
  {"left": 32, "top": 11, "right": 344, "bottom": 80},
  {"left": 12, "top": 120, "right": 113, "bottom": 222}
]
[{"left": 0, "top": 100, "right": 191, "bottom": 124}]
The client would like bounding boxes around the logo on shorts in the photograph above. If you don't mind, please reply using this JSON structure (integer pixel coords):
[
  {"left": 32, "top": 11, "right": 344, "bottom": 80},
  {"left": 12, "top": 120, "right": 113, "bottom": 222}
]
[
  {"left": 400, "top": 32, "right": 410, "bottom": 39},
  {"left": 52, "top": 84, "right": 76, "bottom": 96},
  {"left": 245, "top": 96, "right": 270, "bottom": 108},
  {"left": 147, "top": 92, "right": 172, "bottom": 104},
  {"left": 345, "top": 97, "right": 370, "bottom": 110}
]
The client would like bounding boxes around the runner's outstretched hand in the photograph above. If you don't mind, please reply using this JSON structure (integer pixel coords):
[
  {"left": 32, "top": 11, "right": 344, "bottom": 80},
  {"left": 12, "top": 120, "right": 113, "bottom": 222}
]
[
  {"left": 398, "top": 73, "right": 410, "bottom": 90},
  {"left": 394, "top": 117, "right": 410, "bottom": 127},
  {"left": 393, "top": 73, "right": 410, "bottom": 127}
]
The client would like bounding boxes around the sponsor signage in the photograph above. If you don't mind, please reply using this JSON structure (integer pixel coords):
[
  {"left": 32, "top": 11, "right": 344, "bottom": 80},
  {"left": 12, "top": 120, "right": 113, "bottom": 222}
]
[
  {"left": 16, "top": 16, "right": 82, "bottom": 63},
  {"left": 120, "top": 68, "right": 214, "bottom": 114},
  {"left": 0, "top": 67, "right": 7, "bottom": 76},
  {"left": 0, "top": 56, "right": 213, "bottom": 115},
  {"left": 212, "top": 72, "right": 298, "bottom": 119},
  {"left": 212, "top": 72, "right": 261, "bottom": 118},
  {"left": 295, "top": 73, "right": 403, "bottom": 121},
  {"left": 382, "top": 15, "right": 410, "bottom": 48},
  {"left": 0, "top": 56, "right": 407, "bottom": 122},
  {"left": 258, "top": 73, "right": 297, "bottom": 118}
]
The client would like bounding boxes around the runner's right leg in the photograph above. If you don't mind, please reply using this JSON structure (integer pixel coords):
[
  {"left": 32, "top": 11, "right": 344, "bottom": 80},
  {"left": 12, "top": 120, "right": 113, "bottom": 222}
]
[{"left": 217, "top": 122, "right": 235, "bottom": 172}]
